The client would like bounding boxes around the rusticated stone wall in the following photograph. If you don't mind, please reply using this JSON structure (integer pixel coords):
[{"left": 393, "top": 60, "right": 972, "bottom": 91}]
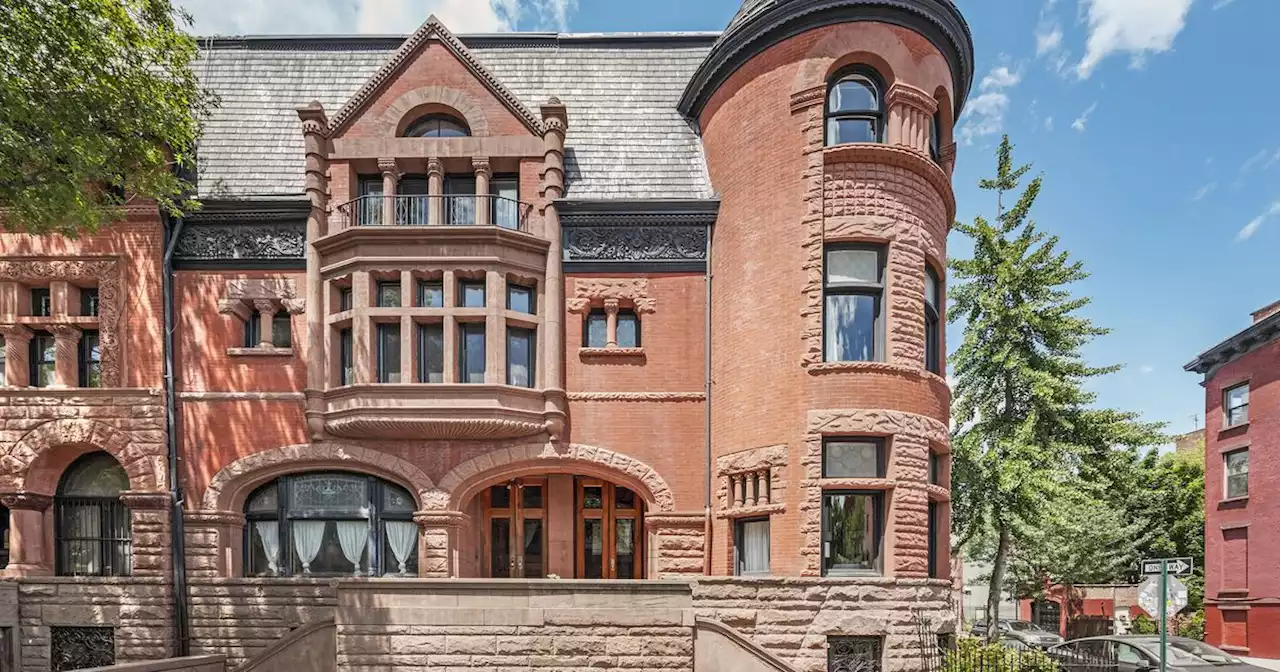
[
  {"left": 186, "top": 579, "right": 338, "bottom": 668},
  {"left": 73, "top": 656, "right": 227, "bottom": 672},
  {"left": 15, "top": 578, "right": 173, "bottom": 672},
  {"left": 692, "top": 577, "right": 955, "bottom": 672}
]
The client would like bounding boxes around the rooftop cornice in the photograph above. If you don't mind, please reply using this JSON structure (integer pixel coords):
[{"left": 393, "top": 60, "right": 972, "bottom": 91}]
[
  {"left": 1184, "top": 311, "right": 1280, "bottom": 376},
  {"left": 678, "top": 0, "right": 975, "bottom": 121}
]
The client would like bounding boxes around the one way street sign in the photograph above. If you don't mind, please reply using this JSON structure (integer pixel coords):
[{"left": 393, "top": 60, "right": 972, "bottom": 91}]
[{"left": 1142, "top": 557, "right": 1194, "bottom": 576}]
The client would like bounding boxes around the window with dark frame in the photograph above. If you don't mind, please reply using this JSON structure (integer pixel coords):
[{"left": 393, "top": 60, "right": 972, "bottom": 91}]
[
  {"left": 507, "top": 284, "right": 534, "bottom": 314},
  {"left": 491, "top": 175, "right": 520, "bottom": 230},
  {"left": 80, "top": 288, "right": 99, "bottom": 317},
  {"left": 585, "top": 310, "right": 607, "bottom": 348},
  {"left": 927, "top": 501, "right": 939, "bottom": 579},
  {"left": 828, "top": 636, "right": 883, "bottom": 672},
  {"left": 272, "top": 312, "right": 291, "bottom": 348},
  {"left": 459, "top": 323, "right": 486, "bottom": 383},
  {"left": 824, "top": 245, "right": 885, "bottom": 362},
  {"left": 244, "top": 472, "right": 418, "bottom": 577},
  {"left": 55, "top": 452, "right": 131, "bottom": 577},
  {"left": 507, "top": 327, "right": 535, "bottom": 388},
  {"left": 821, "top": 490, "right": 883, "bottom": 576},
  {"left": 243, "top": 312, "right": 261, "bottom": 347},
  {"left": 1225, "top": 449, "right": 1249, "bottom": 499},
  {"left": 403, "top": 113, "right": 470, "bottom": 138},
  {"left": 79, "top": 330, "right": 101, "bottom": 388},
  {"left": 338, "top": 286, "right": 353, "bottom": 312},
  {"left": 30, "top": 288, "right": 51, "bottom": 317},
  {"left": 376, "top": 323, "right": 401, "bottom": 384},
  {"left": 376, "top": 281, "right": 401, "bottom": 308},
  {"left": 822, "top": 438, "right": 886, "bottom": 479},
  {"left": 29, "top": 330, "right": 55, "bottom": 387},
  {"left": 418, "top": 323, "right": 444, "bottom": 383},
  {"left": 1224, "top": 383, "right": 1249, "bottom": 427},
  {"left": 618, "top": 310, "right": 640, "bottom": 348},
  {"left": 417, "top": 280, "right": 443, "bottom": 308},
  {"left": 930, "top": 113, "right": 942, "bottom": 163},
  {"left": 0, "top": 335, "right": 6, "bottom": 383},
  {"left": 458, "top": 280, "right": 486, "bottom": 308},
  {"left": 826, "top": 67, "right": 884, "bottom": 146},
  {"left": 444, "top": 175, "right": 478, "bottom": 226},
  {"left": 338, "top": 329, "right": 354, "bottom": 386},
  {"left": 925, "top": 265, "right": 942, "bottom": 374},
  {"left": 356, "top": 176, "right": 383, "bottom": 226},
  {"left": 734, "top": 518, "right": 770, "bottom": 576},
  {"left": 929, "top": 452, "right": 942, "bottom": 485}
]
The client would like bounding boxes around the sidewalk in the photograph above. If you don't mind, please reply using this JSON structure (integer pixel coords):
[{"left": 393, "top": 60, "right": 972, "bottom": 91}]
[{"left": 1242, "top": 657, "right": 1280, "bottom": 671}]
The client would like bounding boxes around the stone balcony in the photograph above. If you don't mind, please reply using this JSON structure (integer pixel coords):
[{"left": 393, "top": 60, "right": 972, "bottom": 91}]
[{"left": 315, "top": 383, "right": 560, "bottom": 440}]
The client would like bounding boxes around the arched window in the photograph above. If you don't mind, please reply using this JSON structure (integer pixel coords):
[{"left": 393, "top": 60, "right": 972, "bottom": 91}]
[
  {"left": 826, "top": 68, "right": 884, "bottom": 146},
  {"left": 403, "top": 113, "right": 470, "bottom": 138},
  {"left": 245, "top": 472, "right": 418, "bottom": 577},
  {"left": 56, "top": 452, "right": 131, "bottom": 576}
]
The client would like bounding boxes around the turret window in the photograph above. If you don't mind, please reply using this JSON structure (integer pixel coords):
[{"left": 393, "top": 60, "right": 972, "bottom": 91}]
[
  {"left": 823, "top": 245, "right": 885, "bottom": 362},
  {"left": 826, "top": 68, "right": 884, "bottom": 146},
  {"left": 925, "top": 265, "right": 942, "bottom": 374}
]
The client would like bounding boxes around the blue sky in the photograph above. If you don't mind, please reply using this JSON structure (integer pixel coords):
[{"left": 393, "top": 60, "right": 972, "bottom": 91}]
[{"left": 188, "top": 0, "right": 1279, "bottom": 436}]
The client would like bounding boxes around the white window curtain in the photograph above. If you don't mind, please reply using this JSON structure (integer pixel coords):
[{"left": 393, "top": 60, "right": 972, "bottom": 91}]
[
  {"left": 293, "top": 521, "right": 326, "bottom": 573},
  {"left": 336, "top": 521, "right": 370, "bottom": 575},
  {"left": 255, "top": 520, "right": 280, "bottom": 575},
  {"left": 741, "top": 520, "right": 770, "bottom": 575},
  {"left": 385, "top": 521, "right": 417, "bottom": 575}
]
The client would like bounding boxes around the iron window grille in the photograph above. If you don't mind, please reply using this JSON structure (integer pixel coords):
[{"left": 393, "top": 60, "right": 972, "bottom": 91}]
[
  {"left": 1224, "top": 449, "right": 1249, "bottom": 499},
  {"left": 1224, "top": 383, "right": 1249, "bottom": 427},
  {"left": 79, "top": 330, "right": 101, "bottom": 388},
  {"left": 28, "top": 331, "right": 55, "bottom": 387},
  {"left": 823, "top": 245, "right": 886, "bottom": 362},
  {"left": 828, "top": 636, "right": 882, "bottom": 672},
  {"left": 50, "top": 626, "right": 114, "bottom": 671},
  {"left": 821, "top": 490, "right": 884, "bottom": 577},
  {"left": 826, "top": 67, "right": 885, "bottom": 146},
  {"left": 55, "top": 452, "right": 132, "bottom": 577}
]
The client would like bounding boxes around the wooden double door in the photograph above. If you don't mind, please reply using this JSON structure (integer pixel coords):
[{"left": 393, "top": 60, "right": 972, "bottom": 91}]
[{"left": 482, "top": 477, "right": 643, "bottom": 579}]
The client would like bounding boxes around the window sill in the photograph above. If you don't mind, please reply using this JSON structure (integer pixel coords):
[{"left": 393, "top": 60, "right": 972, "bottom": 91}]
[
  {"left": 228, "top": 347, "right": 294, "bottom": 357},
  {"left": 1220, "top": 421, "right": 1250, "bottom": 433},
  {"left": 1219, "top": 496, "right": 1250, "bottom": 505},
  {"left": 579, "top": 347, "right": 644, "bottom": 359},
  {"left": 717, "top": 502, "right": 786, "bottom": 519},
  {"left": 819, "top": 477, "right": 895, "bottom": 491},
  {"left": 807, "top": 360, "right": 947, "bottom": 385},
  {"left": 822, "top": 570, "right": 884, "bottom": 579}
]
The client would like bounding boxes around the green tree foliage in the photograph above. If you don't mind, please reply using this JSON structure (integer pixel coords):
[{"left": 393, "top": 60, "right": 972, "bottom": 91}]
[
  {"left": 943, "top": 638, "right": 1057, "bottom": 672},
  {"left": 949, "top": 136, "right": 1165, "bottom": 639},
  {"left": 0, "top": 0, "right": 212, "bottom": 235}
]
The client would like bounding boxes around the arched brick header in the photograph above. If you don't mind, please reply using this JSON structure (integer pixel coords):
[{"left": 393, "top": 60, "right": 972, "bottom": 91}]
[
  {"left": 375, "top": 85, "right": 491, "bottom": 137},
  {"left": 2, "top": 419, "right": 159, "bottom": 493},
  {"left": 201, "top": 443, "right": 435, "bottom": 511},
  {"left": 438, "top": 443, "right": 676, "bottom": 512}
]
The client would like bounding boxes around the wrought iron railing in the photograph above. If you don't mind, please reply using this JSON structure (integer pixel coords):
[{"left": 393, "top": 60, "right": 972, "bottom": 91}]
[
  {"left": 55, "top": 496, "right": 132, "bottom": 577},
  {"left": 337, "top": 195, "right": 532, "bottom": 231}
]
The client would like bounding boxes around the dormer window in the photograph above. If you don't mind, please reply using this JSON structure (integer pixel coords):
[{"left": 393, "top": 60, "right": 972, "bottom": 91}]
[
  {"left": 403, "top": 113, "right": 470, "bottom": 138},
  {"left": 826, "top": 68, "right": 884, "bottom": 146}
]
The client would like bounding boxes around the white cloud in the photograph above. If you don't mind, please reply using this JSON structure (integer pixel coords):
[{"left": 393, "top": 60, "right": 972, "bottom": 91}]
[
  {"left": 1139, "top": 365, "right": 1155, "bottom": 375},
  {"left": 1239, "top": 201, "right": 1280, "bottom": 241},
  {"left": 981, "top": 66, "right": 1022, "bottom": 90},
  {"left": 1071, "top": 102, "right": 1098, "bottom": 132},
  {"left": 1241, "top": 148, "right": 1270, "bottom": 174},
  {"left": 1045, "top": 116, "right": 1055, "bottom": 131},
  {"left": 1036, "top": 26, "right": 1064, "bottom": 56},
  {"left": 959, "top": 65, "right": 1021, "bottom": 145},
  {"left": 1192, "top": 182, "right": 1217, "bottom": 202},
  {"left": 1076, "top": 0, "right": 1193, "bottom": 78},
  {"left": 1213, "top": 0, "right": 1240, "bottom": 9},
  {"left": 1264, "top": 149, "right": 1280, "bottom": 170},
  {"left": 181, "top": 0, "right": 577, "bottom": 35}
]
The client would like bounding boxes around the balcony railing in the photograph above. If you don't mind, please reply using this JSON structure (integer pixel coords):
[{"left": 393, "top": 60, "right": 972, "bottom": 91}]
[{"left": 337, "top": 195, "right": 532, "bottom": 231}]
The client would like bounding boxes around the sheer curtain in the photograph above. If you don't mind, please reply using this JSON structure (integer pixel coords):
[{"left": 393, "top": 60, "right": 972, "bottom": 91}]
[
  {"left": 385, "top": 521, "right": 417, "bottom": 575},
  {"left": 293, "top": 521, "right": 326, "bottom": 573},
  {"left": 255, "top": 521, "right": 280, "bottom": 575},
  {"left": 742, "top": 520, "right": 770, "bottom": 575},
  {"left": 336, "top": 521, "right": 369, "bottom": 575}
]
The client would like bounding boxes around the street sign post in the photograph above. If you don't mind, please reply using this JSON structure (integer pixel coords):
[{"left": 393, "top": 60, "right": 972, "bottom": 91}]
[{"left": 1138, "top": 559, "right": 1192, "bottom": 672}]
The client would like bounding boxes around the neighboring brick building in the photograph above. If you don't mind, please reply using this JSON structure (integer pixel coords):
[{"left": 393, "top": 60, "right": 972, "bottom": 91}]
[
  {"left": 1186, "top": 301, "right": 1280, "bottom": 659},
  {"left": 0, "top": 1, "right": 973, "bottom": 670}
]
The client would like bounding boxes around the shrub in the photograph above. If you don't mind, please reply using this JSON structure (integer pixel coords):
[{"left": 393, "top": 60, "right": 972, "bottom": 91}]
[
  {"left": 1131, "top": 613, "right": 1158, "bottom": 635},
  {"left": 1174, "top": 610, "right": 1206, "bottom": 641},
  {"left": 943, "top": 637, "right": 1058, "bottom": 672}
]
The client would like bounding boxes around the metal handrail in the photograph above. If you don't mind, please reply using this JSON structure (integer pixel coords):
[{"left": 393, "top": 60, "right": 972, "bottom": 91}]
[{"left": 337, "top": 194, "right": 532, "bottom": 231}]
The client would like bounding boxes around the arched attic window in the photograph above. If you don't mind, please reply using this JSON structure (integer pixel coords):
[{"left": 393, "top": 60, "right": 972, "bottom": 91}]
[
  {"left": 403, "top": 113, "right": 471, "bottom": 138},
  {"left": 56, "top": 451, "right": 132, "bottom": 576},
  {"left": 826, "top": 67, "right": 885, "bottom": 146}
]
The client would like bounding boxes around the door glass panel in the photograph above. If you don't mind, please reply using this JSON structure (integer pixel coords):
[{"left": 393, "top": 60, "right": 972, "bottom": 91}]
[
  {"left": 583, "top": 487, "right": 603, "bottom": 509},
  {"left": 522, "top": 485, "right": 543, "bottom": 509},
  {"left": 615, "top": 518, "right": 636, "bottom": 579},
  {"left": 522, "top": 519, "right": 544, "bottom": 578},
  {"left": 490, "top": 517, "right": 511, "bottom": 578},
  {"left": 489, "top": 485, "right": 510, "bottom": 509},
  {"left": 583, "top": 518, "right": 604, "bottom": 579}
]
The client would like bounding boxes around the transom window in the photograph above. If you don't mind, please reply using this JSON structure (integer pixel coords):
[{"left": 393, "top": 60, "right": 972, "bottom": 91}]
[
  {"left": 403, "top": 113, "right": 470, "bottom": 138},
  {"left": 56, "top": 452, "right": 132, "bottom": 577},
  {"left": 826, "top": 68, "right": 884, "bottom": 146},
  {"left": 1224, "top": 383, "right": 1249, "bottom": 427},
  {"left": 245, "top": 472, "right": 418, "bottom": 577},
  {"left": 823, "top": 438, "right": 886, "bottom": 479},
  {"left": 824, "top": 245, "right": 885, "bottom": 362}
]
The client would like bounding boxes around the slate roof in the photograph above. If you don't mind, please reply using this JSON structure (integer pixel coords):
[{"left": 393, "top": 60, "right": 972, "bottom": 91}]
[{"left": 194, "top": 33, "right": 718, "bottom": 202}]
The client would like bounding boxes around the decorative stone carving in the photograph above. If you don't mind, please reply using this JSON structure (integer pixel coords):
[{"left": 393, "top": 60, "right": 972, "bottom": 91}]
[
  {"left": 0, "top": 259, "right": 122, "bottom": 386},
  {"left": 217, "top": 279, "right": 306, "bottom": 316},
  {"left": 790, "top": 84, "right": 826, "bottom": 113},
  {"left": 0, "top": 492, "right": 53, "bottom": 511},
  {"left": 566, "top": 391, "right": 704, "bottom": 402},
  {"left": 562, "top": 225, "right": 707, "bottom": 264},
  {"left": 566, "top": 278, "right": 657, "bottom": 314},
  {"left": 119, "top": 490, "right": 172, "bottom": 510},
  {"left": 174, "top": 222, "right": 306, "bottom": 262},
  {"left": 3, "top": 418, "right": 159, "bottom": 492}
]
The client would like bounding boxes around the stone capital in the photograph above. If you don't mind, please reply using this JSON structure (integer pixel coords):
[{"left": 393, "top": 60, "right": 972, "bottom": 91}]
[
  {"left": 0, "top": 492, "right": 53, "bottom": 511},
  {"left": 119, "top": 490, "right": 173, "bottom": 510},
  {"left": 427, "top": 157, "right": 443, "bottom": 177},
  {"left": 47, "top": 324, "right": 83, "bottom": 342},
  {"left": 602, "top": 298, "right": 620, "bottom": 315},
  {"left": 0, "top": 324, "right": 33, "bottom": 342},
  {"left": 185, "top": 510, "right": 247, "bottom": 527},
  {"left": 377, "top": 158, "right": 401, "bottom": 179},
  {"left": 413, "top": 510, "right": 469, "bottom": 530},
  {"left": 252, "top": 299, "right": 278, "bottom": 315},
  {"left": 471, "top": 157, "right": 492, "bottom": 177},
  {"left": 886, "top": 81, "right": 939, "bottom": 115}
]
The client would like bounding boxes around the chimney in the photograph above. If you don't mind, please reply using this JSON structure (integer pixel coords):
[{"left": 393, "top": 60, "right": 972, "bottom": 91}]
[{"left": 1252, "top": 300, "right": 1280, "bottom": 324}]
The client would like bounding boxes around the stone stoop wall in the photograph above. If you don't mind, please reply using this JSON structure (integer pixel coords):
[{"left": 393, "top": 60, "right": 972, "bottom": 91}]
[
  {"left": 16, "top": 577, "right": 174, "bottom": 672},
  {"left": 692, "top": 578, "right": 955, "bottom": 672},
  {"left": 185, "top": 579, "right": 337, "bottom": 668},
  {"left": 334, "top": 580, "right": 694, "bottom": 671},
  {"left": 72, "top": 655, "right": 227, "bottom": 672}
]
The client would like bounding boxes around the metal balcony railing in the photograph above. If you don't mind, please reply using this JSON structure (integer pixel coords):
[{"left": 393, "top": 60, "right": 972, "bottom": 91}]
[{"left": 337, "top": 195, "right": 532, "bottom": 231}]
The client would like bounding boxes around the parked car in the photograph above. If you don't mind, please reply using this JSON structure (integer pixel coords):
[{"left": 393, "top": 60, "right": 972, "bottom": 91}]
[
  {"left": 1050, "top": 635, "right": 1269, "bottom": 672},
  {"left": 970, "top": 620, "right": 1065, "bottom": 648}
]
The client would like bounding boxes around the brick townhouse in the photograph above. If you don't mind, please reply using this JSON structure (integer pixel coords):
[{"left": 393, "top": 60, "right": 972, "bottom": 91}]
[
  {"left": 1186, "top": 301, "right": 1280, "bottom": 659},
  {"left": 0, "top": 1, "right": 973, "bottom": 670}
]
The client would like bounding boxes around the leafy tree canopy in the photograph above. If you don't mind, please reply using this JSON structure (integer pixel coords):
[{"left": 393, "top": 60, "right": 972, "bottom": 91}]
[{"left": 0, "top": 0, "right": 212, "bottom": 236}]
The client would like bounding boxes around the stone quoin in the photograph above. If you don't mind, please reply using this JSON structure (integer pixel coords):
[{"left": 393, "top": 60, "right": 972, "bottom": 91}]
[{"left": 0, "top": 1, "right": 973, "bottom": 670}]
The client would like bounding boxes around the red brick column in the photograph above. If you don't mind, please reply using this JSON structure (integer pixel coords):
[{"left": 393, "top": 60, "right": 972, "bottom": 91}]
[
  {"left": 413, "top": 510, "right": 468, "bottom": 578},
  {"left": 0, "top": 492, "right": 53, "bottom": 576}
]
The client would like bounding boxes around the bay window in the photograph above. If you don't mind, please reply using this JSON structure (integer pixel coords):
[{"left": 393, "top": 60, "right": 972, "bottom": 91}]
[
  {"left": 460, "top": 323, "right": 486, "bottom": 383},
  {"left": 821, "top": 491, "right": 883, "bottom": 576},
  {"left": 507, "top": 327, "right": 535, "bottom": 387},
  {"left": 824, "top": 245, "right": 885, "bottom": 362},
  {"left": 925, "top": 265, "right": 941, "bottom": 374},
  {"left": 376, "top": 323, "right": 401, "bottom": 383},
  {"left": 418, "top": 323, "right": 444, "bottom": 383}
]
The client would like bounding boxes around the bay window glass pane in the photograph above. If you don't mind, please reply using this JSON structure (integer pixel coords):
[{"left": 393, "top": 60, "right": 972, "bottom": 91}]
[
  {"left": 827, "top": 249, "right": 880, "bottom": 284},
  {"left": 377, "top": 323, "right": 401, "bottom": 383},
  {"left": 825, "top": 294, "right": 877, "bottom": 361},
  {"left": 418, "top": 282, "right": 443, "bottom": 308},
  {"left": 736, "top": 519, "right": 770, "bottom": 576},
  {"left": 288, "top": 474, "right": 369, "bottom": 516},
  {"left": 492, "top": 178, "right": 520, "bottom": 230},
  {"left": 586, "top": 313, "right": 607, "bottom": 348},
  {"left": 508, "top": 285, "right": 534, "bottom": 314},
  {"left": 382, "top": 521, "right": 419, "bottom": 575},
  {"left": 460, "top": 323, "right": 486, "bottom": 383},
  {"left": 338, "top": 287, "right": 353, "bottom": 312},
  {"left": 1225, "top": 451, "right": 1249, "bottom": 499},
  {"left": 289, "top": 521, "right": 367, "bottom": 575},
  {"left": 507, "top": 327, "right": 534, "bottom": 388},
  {"left": 418, "top": 324, "right": 444, "bottom": 383},
  {"left": 822, "top": 492, "right": 880, "bottom": 575},
  {"left": 827, "top": 118, "right": 876, "bottom": 145},
  {"left": 829, "top": 77, "right": 877, "bottom": 113},
  {"left": 376, "top": 282, "right": 401, "bottom": 308},
  {"left": 339, "top": 329, "right": 353, "bottom": 385},
  {"left": 31, "top": 288, "right": 51, "bottom": 317},
  {"left": 618, "top": 313, "right": 639, "bottom": 348},
  {"left": 459, "top": 281, "right": 486, "bottom": 308},
  {"left": 823, "top": 440, "right": 881, "bottom": 478},
  {"left": 925, "top": 268, "right": 940, "bottom": 309}
]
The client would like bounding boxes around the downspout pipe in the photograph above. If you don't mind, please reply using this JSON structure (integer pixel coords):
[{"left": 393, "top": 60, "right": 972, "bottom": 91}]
[
  {"left": 703, "top": 221, "right": 713, "bottom": 575},
  {"left": 162, "top": 215, "right": 190, "bottom": 657}
]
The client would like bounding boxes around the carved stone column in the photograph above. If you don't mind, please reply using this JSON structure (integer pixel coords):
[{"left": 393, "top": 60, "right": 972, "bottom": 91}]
[
  {"left": 253, "top": 299, "right": 276, "bottom": 348},
  {"left": 47, "top": 324, "right": 82, "bottom": 388},
  {"left": 0, "top": 324, "right": 33, "bottom": 387},
  {"left": 603, "top": 298, "right": 620, "bottom": 348},
  {"left": 413, "top": 510, "right": 469, "bottom": 578},
  {"left": 1, "top": 492, "right": 54, "bottom": 576},
  {"left": 473, "top": 157, "right": 491, "bottom": 227},
  {"left": 539, "top": 98, "right": 569, "bottom": 440},
  {"left": 886, "top": 82, "right": 939, "bottom": 155},
  {"left": 427, "top": 157, "right": 443, "bottom": 226},
  {"left": 379, "top": 158, "right": 400, "bottom": 226},
  {"left": 297, "top": 102, "right": 330, "bottom": 441}
]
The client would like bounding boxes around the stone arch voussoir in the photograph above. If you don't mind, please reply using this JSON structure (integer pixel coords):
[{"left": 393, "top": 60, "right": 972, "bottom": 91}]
[
  {"left": 4, "top": 419, "right": 154, "bottom": 493},
  {"left": 201, "top": 443, "right": 436, "bottom": 512},
  {"left": 376, "top": 85, "right": 491, "bottom": 137},
  {"left": 439, "top": 443, "right": 676, "bottom": 512}
]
